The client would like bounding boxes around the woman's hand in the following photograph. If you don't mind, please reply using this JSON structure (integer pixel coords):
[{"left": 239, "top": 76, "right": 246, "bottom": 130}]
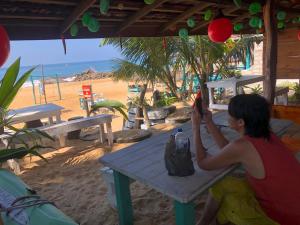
[
  {"left": 203, "top": 108, "right": 213, "bottom": 125},
  {"left": 191, "top": 107, "right": 201, "bottom": 129}
]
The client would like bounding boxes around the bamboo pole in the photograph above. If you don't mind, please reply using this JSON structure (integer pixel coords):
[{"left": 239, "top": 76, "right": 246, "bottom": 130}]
[
  {"left": 41, "top": 65, "right": 47, "bottom": 104},
  {"left": 56, "top": 74, "right": 62, "bottom": 100},
  {"left": 30, "top": 76, "right": 37, "bottom": 104}
]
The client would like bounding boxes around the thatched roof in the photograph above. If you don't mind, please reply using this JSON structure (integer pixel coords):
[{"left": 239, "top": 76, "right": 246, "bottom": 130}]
[{"left": 1, "top": 0, "right": 299, "bottom": 40}]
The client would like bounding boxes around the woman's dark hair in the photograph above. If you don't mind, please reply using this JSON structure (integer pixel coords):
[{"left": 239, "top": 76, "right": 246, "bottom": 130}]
[{"left": 228, "top": 94, "right": 270, "bottom": 139}]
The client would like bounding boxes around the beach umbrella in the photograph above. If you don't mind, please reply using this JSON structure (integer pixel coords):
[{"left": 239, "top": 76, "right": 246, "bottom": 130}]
[
  {"left": 208, "top": 18, "right": 233, "bottom": 43},
  {"left": 0, "top": 25, "right": 10, "bottom": 67}
]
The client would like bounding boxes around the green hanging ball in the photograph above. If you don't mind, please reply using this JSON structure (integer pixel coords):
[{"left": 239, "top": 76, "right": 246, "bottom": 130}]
[
  {"left": 82, "top": 12, "right": 92, "bottom": 27},
  {"left": 144, "top": 0, "right": 155, "bottom": 4},
  {"left": 70, "top": 23, "right": 79, "bottom": 37},
  {"left": 258, "top": 18, "right": 263, "bottom": 29},
  {"left": 249, "top": 2, "right": 262, "bottom": 15},
  {"left": 204, "top": 9, "right": 212, "bottom": 21},
  {"left": 292, "top": 17, "right": 298, "bottom": 23},
  {"left": 277, "top": 21, "right": 285, "bottom": 29},
  {"left": 178, "top": 28, "right": 188, "bottom": 39},
  {"left": 233, "top": 0, "right": 242, "bottom": 8},
  {"left": 100, "top": 0, "right": 110, "bottom": 15},
  {"left": 234, "top": 23, "right": 243, "bottom": 32},
  {"left": 277, "top": 11, "right": 286, "bottom": 21},
  {"left": 88, "top": 17, "right": 100, "bottom": 32},
  {"left": 249, "top": 16, "right": 260, "bottom": 28},
  {"left": 187, "top": 18, "right": 196, "bottom": 28}
]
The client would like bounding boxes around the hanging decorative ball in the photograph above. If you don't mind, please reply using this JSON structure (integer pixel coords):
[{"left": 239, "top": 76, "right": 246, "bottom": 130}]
[
  {"left": 187, "top": 17, "right": 196, "bottom": 28},
  {"left": 208, "top": 18, "right": 233, "bottom": 43},
  {"left": 234, "top": 23, "right": 243, "bottom": 32},
  {"left": 70, "top": 23, "right": 79, "bottom": 37},
  {"left": 82, "top": 12, "right": 92, "bottom": 27},
  {"left": 276, "top": 11, "right": 286, "bottom": 21},
  {"left": 277, "top": 21, "right": 285, "bottom": 29},
  {"left": 0, "top": 25, "right": 10, "bottom": 67},
  {"left": 292, "top": 17, "right": 298, "bottom": 23},
  {"left": 258, "top": 18, "right": 263, "bottom": 29},
  {"left": 178, "top": 28, "right": 189, "bottom": 40},
  {"left": 249, "top": 16, "right": 260, "bottom": 28},
  {"left": 100, "top": 0, "right": 110, "bottom": 14},
  {"left": 233, "top": 0, "right": 242, "bottom": 8},
  {"left": 88, "top": 17, "right": 100, "bottom": 32},
  {"left": 144, "top": 0, "right": 155, "bottom": 4},
  {"left": 249, "top": 2, "right": 262, "bottom": 15},
  {"left": 204, "top": 9, "right": 213, "bottom": 21}
]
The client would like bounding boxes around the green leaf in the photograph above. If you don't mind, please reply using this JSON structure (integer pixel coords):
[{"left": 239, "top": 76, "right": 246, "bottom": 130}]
[
  {"left": 2, "top": 67, "right": 35, "bottom": 109},
  {"left": 0, "top": 58, "right": 21, "bottom": 106}
]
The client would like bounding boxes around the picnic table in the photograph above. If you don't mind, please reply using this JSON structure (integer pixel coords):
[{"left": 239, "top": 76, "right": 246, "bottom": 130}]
[
  {"left": 99, "top": 111, "right": 293, "bottom": 225},
  {"left": 7, "top": 103, "right": 64, "bottom": 125},
  {"left": 206, "top": 75, "right": 264, "bottom": 110}
]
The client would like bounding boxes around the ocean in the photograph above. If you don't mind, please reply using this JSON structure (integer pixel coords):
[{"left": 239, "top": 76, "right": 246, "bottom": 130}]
[{"left": 0, "top": 60, "right": 118, "bottom": 82}]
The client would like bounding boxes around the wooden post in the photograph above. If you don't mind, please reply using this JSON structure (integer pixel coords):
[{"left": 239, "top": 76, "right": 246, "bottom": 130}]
[
  {"left": 263, "top": 0, "right": 277, "bottom": 103},
  {"left": 56, "top": 74, "right": 62, "bottom": 100},
  {"left": 41, "top": 65, "right": 48, "bottom": 104},
  {"left": 30, "top": 76, "right": 37, "bottom": 104}
]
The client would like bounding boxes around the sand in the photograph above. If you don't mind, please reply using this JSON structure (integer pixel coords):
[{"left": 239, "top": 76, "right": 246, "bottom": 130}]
[{"left": 9, "top": 79, "right": 206, "bottom": 225}]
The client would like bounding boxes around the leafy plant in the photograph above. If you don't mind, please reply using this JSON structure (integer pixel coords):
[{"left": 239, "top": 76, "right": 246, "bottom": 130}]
[
  {"left": 292, "top": 83, "right": 300, "bottom": 100},
  {"left": 244, "top": 84, "right": 263, "bottom": 95},
  {"left": 0, "top": 109, "right": 54, "bottom": 163},
  {"left": 156, "top": 95, "right": 177, "bottom": 107},
  {"left": 90, "top": 99, "right": 128, "bottom": 120},
  {"left": 0, "top": 58, "right": 35, "bottom": 109}
]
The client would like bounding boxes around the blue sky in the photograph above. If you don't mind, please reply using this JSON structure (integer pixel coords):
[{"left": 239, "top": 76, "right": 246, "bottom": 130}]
[{"left": 3, "top": 39, "right": 122, "bottom": 68}]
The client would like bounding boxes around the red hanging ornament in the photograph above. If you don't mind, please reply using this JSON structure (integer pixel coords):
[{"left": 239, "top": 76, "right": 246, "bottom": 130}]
[
  {"left": 298, "top": 30, "right": 300, "bottom": 41},
  {"left": 0, "top": 25, "right": 10, "bottom": 67},
  {"left": 208, "top": 18, "right": 233, "bottom": 43}
]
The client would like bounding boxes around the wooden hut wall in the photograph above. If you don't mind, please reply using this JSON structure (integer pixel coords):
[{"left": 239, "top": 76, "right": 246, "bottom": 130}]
[{"left": 276, "top": 28, "right": 300, "bottom": 79}]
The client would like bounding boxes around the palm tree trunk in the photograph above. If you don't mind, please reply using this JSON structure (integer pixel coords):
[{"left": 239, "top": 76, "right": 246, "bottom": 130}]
[
  {"left": 134, "top": 82, "right": 148, "bottom": 129},
  {"left": 142, "top": 106, "right": 151, "bottom": 129}
]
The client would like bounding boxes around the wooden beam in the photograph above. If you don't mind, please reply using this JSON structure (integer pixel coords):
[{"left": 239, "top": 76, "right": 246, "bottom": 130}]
[
  {"left": 160, "top": 2, "right": 211, "bottom": 33},
  {"left": 191, "top": 21, "right": 210, "bottom": 33},
  {"left": 60, "top": 0, "right": 96, "bottom": 34},
  {"left": 263, "top": 0, "right": 277, "bottom": 103},
  {"left": 116, "top": 0, "right": 168, "bottom": 34}
]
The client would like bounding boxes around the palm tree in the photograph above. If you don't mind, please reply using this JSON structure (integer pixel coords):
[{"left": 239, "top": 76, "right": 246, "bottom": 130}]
[
  {"left": 102, "top": 37, "right": 182, "bottom": 128},
  {"left": 177, "top": 35, "right": 263, "bottom": 103}
]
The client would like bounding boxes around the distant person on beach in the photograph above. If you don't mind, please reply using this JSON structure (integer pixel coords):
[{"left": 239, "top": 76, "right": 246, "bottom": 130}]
[{"left": 192, "top": 94, "right": 300, "bottom": 225}]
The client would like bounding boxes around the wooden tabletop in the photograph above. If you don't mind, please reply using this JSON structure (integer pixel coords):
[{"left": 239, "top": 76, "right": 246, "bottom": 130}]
[
  {"left": 206, "top": 75, "right": 264, "bottom": 88},
  {"left": 99, "top": 112, "right": 293, "bottom": 203},
  {"left": 7, "top": 103, "right": 64, "bottom": 124}
]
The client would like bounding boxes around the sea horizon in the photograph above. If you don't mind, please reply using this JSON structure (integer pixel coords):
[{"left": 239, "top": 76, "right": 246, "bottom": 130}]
[{"left": 0, "top": 59, "right": 118, "bottom": 80}]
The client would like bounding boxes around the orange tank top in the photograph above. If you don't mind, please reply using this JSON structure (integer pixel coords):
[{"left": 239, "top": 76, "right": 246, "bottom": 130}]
[{"left": 244, "top": 133, "right": 300, "bottom": 225}]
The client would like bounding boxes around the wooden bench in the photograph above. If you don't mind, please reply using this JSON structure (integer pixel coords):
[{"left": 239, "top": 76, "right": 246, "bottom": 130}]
[
  {"left": 40, "top": 114, "right": 114, "bottom": 147},
  {"left": 0, "top": 114, "right": 114, "bottom": 174},
  {"left": 274, "top": 86, "right": 289, "bottom": 105}
]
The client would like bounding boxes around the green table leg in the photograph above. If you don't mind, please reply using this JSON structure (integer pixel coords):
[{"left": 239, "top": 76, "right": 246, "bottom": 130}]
[
  {"left": 113, "top": 171, "right": 133, "bottom": 225},
  {"left": 174, "top": 200, "right": 195, "bottom": 225}
]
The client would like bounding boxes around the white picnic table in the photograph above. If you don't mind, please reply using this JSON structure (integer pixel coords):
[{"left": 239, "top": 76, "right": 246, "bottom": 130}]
[
  {"left": 7, "top": 103, "right": 64, "bottom": 125},
  {"left": 206, "top": 75, "right": 264, "bottom": 110},
  {"left": 99, "top": 111, "right": 293, "bottom": 225}
]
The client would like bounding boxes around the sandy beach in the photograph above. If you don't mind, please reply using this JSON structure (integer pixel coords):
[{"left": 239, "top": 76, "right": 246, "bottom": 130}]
[{"left": 10, "top": 78, "right": 206, "bottom": 225}]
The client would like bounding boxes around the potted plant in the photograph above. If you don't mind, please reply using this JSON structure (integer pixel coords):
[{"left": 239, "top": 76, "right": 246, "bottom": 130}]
[{"left": 0, "top": 58, "right": 35, "bottom": 134}]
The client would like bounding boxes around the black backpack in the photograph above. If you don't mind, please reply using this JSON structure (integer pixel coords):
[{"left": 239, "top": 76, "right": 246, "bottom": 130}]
[{"left": 164, "top": 135, "right": 195, "bottom": 177}]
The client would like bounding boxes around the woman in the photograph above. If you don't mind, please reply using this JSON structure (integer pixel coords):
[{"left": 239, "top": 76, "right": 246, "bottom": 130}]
[{"left": 192, "top": 94, "right": 300, "bottom": 225}]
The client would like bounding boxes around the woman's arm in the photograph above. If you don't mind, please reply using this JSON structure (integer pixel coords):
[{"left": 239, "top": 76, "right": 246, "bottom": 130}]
[
  {"left": 192, "top": 109, "right": 242, "bottom": 170},
  {"left": 204, "top": 110, "right": 229, "bottom": 149}
]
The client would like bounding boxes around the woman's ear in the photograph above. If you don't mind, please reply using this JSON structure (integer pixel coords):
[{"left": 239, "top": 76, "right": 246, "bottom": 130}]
[{"left": 237, "top": 119, "right": 245, "bottom": 128}]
